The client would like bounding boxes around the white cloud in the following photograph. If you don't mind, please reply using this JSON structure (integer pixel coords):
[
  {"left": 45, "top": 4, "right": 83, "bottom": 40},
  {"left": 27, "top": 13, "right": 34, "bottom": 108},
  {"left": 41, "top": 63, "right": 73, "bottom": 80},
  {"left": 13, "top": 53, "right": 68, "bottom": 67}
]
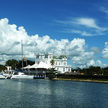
[
  {"left": 71, "top": 30, "right": 94, "bottom": 36},
  {"left": 0, "top": 18, "right": 102, "bottom": 67},
  {"left": 102, "top": 42, "right": 108, "bottom": 58},
  {"left": 56, "top": 17, "right": 107, "bottom": 36},
  {"left": 87, "top": 60, "right": 95, "bottom": 66},
  {"left": 56, "top": 17, "right": 103, "bottom": 29},
  {"left": 74, "top": 18, "right": 100, "bottom": 29},
  {"left": 95, "top": 60, "right": 107, "bottom": 67},
  {"left": 91, "top": 47, "right": 100, "bottom": 54},
  {"left": 71, "top": 51, "right": 94, "bottom": 67},
  {"left": 86, "top": 59, "right": 107, "bottom": 68},
  {"left": 96, "top": 60, "right": 102, "bottom": 65}
]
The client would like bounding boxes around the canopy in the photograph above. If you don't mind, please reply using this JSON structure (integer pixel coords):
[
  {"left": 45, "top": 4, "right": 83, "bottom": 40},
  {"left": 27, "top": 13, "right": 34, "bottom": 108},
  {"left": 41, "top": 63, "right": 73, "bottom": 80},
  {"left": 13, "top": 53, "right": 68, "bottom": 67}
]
[
  {"left": 28, "top": 63, "right": 38, "bottom": 69},
  {"left": 36, "top": 61, "right": 52, "bottom": 69},
  {"left": 23, "top": 65, "right": 31, "bottom": 69},
  {"left": 23, "top": 61, "right": 52, "bottom": 69}
]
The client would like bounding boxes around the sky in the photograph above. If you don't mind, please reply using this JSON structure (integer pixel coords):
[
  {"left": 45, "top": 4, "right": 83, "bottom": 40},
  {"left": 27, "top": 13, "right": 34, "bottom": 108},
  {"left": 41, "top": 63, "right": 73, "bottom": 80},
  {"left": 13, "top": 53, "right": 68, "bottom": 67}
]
[{"left": 0, "top": 0, "right": 108, "bottom": 68}]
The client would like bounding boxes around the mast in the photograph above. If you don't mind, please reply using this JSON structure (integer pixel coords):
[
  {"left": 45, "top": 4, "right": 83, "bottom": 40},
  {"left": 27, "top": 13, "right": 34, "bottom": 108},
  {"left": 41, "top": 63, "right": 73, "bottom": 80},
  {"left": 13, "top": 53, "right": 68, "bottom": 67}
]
[{"left": 21, "top": 40, "right": 23, "bottom": 70}]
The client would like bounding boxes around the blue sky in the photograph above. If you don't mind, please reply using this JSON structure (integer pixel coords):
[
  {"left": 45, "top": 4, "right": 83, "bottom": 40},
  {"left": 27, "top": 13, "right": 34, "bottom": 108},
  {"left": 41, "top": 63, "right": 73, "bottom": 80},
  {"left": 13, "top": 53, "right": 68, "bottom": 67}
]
[
  {"left": 0, "top": 0, "right": 107, "bottom": 40},
  {"left": 0, "top": 0, "right": 108, "bottom": 67}
]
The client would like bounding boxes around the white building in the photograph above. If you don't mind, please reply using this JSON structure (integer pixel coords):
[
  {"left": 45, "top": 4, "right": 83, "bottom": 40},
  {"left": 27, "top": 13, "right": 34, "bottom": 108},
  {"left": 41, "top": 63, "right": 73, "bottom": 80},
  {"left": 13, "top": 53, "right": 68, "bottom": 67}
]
[{"left": 35, "top": 53, "right": 72, "bottom": 73}]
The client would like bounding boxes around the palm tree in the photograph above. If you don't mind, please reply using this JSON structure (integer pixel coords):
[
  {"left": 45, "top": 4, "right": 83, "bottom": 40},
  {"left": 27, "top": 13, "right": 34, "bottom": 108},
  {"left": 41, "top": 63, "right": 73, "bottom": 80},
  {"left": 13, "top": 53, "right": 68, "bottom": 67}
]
[
  {"left": 50, "top": 59, "right": 55, "bottom": 68},
  {"left": 48, "top": 59, "right": 55, "bottom": 79}
]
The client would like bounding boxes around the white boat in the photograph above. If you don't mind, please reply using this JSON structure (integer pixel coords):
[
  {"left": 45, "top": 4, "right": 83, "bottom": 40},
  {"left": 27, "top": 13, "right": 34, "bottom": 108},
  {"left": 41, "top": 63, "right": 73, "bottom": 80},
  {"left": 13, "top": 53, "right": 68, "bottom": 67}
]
[
  {"left": 0, "top": 73, "right": 6, "bottom": 79},
  {"left": 11, "top": 72, "right": 33, "bottom": 79}
]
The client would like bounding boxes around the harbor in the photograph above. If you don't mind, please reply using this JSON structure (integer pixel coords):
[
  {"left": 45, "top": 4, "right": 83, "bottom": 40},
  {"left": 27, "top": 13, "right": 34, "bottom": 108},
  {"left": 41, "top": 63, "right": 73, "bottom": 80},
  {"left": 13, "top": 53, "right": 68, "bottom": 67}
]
[
  {"left": 0, "top": 52, "right": 72, "bottom": 80},
  {"left": 0, "top": 0, "right": 108, "bottom": 107},
  {"left": 0, "top": 79, "right": 108, "bottom": 108},
  {"left": 0, "top": 71, "right": 47, "bottom": 79}
]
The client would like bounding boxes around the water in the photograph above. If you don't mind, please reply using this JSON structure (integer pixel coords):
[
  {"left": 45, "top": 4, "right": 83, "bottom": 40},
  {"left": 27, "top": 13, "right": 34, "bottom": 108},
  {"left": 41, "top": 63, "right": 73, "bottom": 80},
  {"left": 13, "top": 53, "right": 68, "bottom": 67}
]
[{"left": 0, "top": 79, "right": 108, "bottom": 108}]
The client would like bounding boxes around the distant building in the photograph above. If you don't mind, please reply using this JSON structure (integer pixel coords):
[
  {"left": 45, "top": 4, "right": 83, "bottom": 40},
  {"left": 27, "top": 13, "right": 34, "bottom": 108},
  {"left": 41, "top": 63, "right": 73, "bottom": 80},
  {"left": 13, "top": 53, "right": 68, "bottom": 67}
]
[{"left": 35, "top": 53, "right": 72, "bottom": 73}]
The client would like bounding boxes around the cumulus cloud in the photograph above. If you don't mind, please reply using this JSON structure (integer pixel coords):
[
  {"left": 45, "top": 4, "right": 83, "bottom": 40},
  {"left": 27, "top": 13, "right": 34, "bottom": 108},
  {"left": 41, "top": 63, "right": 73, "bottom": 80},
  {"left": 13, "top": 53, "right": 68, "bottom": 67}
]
[
  {"left": 96, "top": 60, "right": 102, "bottom": 65},
  {"left": 91, "top": 47, "right": 100, "bottom": 54},
  {"left": 87, "top": 60, "right": 107, "bottom": 68},
  {"left": 87, "top": 59, "right": 95, "bottom": 66},
  {"left": 102, "top": 42, "right": 108, "bottom": 58},
  {"left": 0, "top": 18, "right": 103, "bottom": 67}
]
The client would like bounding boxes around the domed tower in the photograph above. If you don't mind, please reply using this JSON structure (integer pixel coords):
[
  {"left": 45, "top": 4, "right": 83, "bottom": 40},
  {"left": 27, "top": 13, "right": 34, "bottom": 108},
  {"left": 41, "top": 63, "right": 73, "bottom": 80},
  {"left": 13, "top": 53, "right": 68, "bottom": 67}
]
[
  {"left": 35, "top": 53, "right": 45, "bottom": 63},
  {"left": 47, "top": 53, "right": 53, "bottom": 60}
]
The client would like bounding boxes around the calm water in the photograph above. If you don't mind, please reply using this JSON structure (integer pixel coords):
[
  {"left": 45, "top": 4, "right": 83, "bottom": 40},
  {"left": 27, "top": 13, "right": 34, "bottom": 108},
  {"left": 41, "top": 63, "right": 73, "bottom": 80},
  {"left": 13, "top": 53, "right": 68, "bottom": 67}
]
[{"left": 0, "top": 79, "right": 108, "bottom": 108}]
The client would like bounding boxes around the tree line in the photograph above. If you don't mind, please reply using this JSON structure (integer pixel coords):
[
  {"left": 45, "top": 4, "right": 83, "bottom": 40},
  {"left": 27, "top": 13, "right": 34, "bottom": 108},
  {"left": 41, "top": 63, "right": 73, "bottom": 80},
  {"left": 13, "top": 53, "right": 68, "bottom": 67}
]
[
  {"left": 0, "top": 59, "right": 35, "bottom": 71},
  {"left": 0, "top": 59, "right": 108, "bottom": 76},
  {"left": 72, "top": 66, "right": 108, "bottom": 76}
]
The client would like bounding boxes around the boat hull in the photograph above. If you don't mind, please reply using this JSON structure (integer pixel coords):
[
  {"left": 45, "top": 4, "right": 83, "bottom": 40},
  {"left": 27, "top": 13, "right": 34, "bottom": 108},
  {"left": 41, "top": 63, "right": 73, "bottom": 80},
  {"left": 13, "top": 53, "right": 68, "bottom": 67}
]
[
  {"left": 33, "top": 76, "right": 46, "bottom": 79},
  {"left": 11, "top": 75, "right": 33, "bottom": 79},
  {"left": 0, "top": 75, "right": 6, "bottom": 79}
]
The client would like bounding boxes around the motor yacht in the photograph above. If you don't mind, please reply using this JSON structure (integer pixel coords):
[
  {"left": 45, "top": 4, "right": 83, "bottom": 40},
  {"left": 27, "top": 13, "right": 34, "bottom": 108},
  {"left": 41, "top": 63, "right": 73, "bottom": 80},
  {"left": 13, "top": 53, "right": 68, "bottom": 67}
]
[{"left": 11, "top": 72, "right": 33, "bottom": 79}]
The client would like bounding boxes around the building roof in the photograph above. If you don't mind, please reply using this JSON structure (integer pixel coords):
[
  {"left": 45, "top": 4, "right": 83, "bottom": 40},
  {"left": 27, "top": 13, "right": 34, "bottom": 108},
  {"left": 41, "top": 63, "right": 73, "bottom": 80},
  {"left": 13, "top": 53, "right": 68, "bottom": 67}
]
[{"left": 36, "top": 61, "right": 52, "bottom": 69}]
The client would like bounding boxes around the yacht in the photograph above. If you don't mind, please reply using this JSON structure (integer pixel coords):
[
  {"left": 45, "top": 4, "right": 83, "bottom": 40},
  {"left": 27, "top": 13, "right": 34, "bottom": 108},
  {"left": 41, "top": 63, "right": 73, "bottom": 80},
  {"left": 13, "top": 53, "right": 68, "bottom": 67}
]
[{"left": 11, "top": 72, "right": 34, "bottom": 79}]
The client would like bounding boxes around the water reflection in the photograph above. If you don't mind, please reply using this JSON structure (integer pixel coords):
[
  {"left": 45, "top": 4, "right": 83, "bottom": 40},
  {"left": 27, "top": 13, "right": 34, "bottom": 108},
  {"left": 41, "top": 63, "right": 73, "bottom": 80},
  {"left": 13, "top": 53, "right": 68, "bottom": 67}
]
[{"left": 0, "top": 80, "right": 108, "bottom": 108}]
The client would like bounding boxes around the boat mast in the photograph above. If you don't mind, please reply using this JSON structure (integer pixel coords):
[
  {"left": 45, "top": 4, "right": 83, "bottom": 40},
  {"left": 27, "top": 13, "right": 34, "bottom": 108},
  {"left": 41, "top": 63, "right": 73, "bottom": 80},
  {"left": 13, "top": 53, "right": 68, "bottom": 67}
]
[{"left": 21, "top": 40, "right": 23, "bottom": 70}]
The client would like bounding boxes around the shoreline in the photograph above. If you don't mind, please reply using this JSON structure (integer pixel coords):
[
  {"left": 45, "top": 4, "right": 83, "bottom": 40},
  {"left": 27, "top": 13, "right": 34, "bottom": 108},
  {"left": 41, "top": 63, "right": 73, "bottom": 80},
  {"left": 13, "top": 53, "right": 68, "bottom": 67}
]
[{"left": 53, "top": 78, "right": 108, "bottom": 84}]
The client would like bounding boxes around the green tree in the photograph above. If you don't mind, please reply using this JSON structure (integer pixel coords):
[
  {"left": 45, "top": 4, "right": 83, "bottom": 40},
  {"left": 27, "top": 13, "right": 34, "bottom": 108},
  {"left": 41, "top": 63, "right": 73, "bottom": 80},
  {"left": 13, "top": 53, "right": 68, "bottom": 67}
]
[
  {"left": 16, "top": 60, "right": 35, "bottom": 69},
  {"left": 59, "top": 55, "right": 67, "bottom": 59},
  {"left": 89, "top": 66, "right": 102, "bottom": 75},
  {"left": 53, "top": 56, "right": 57, "bottom": 59},
  {"left": 0, "top": 65, "right": 6, "bottom": 72},
  {"left": 5, "top": 59, "right": 18, "bottom": 70},
  {"left": 102, "top": 67, "right": 108, "bottom": 76},
  {"left": 50, "top": 59, "right": 55, "bottom": 68},
  {"left": 80, "top": 66, "right": 102, "bottom": 76},
  {"left": 47, "top": 59, "right": 56, "bottom": 79}
]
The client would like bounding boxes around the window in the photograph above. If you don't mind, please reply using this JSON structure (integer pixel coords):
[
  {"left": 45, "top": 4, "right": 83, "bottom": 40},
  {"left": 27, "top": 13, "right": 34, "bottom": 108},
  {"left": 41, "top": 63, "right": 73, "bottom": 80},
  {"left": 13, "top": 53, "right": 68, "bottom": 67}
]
[
  {"left": 64, "top": 62, "right": 66, "bottom": 65},
  {"left": 68, "top": 68, "right": 71, "bottom": 72},
  {"left": 56, "top": 62, "right": 57, "bottom": 65},
  {"left": 63, "top": 68, "right": 65, "bottom": 71}
]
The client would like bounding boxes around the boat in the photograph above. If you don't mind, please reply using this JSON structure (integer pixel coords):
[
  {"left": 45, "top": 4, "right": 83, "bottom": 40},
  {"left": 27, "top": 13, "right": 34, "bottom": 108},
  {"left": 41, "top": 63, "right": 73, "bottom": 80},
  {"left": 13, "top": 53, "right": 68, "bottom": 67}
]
[
  {"left": 0, "top": 73, "right": 6, "bottom": 79},
  {"left": 11, "top": 72, "right": 34, "bottom": 79}
]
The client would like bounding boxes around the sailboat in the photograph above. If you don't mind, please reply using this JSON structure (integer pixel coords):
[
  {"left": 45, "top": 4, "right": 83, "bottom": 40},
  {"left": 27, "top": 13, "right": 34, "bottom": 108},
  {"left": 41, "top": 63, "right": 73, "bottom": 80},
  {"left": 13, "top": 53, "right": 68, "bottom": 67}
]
[{"left": 11, "top": 41, "right": 34, "bottom": 79}]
